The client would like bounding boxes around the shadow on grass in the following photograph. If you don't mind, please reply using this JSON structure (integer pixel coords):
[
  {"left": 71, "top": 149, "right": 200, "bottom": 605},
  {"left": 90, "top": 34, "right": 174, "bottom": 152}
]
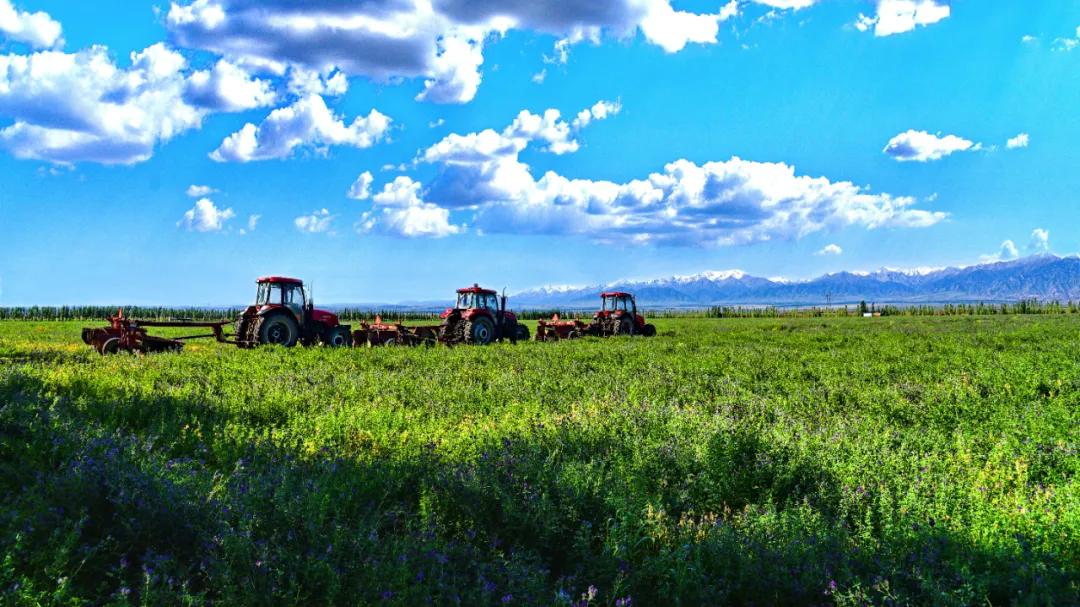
[{"left": 0, "top": 372, "right": 1075, "bottom": 606}]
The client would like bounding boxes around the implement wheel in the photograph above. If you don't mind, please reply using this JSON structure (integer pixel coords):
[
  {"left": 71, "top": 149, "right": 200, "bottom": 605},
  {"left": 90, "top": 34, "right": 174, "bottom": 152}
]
[
  {"left": 514, "top": 324, "right": 530, "bottom": 343},
  {"left": 258, "top": 314, "right": 299, "bottom": 347},
  {"left": 323, "top": 326, "right": 352, "bottom": 348},
  {"left": 98, "top": 337, "right": 120, "bottom": 355}
]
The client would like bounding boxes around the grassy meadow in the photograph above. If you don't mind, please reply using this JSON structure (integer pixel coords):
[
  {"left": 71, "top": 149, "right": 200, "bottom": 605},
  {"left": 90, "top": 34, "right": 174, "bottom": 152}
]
[{"left": 0, "top": 316, "right": 1077, "bottom": 605}]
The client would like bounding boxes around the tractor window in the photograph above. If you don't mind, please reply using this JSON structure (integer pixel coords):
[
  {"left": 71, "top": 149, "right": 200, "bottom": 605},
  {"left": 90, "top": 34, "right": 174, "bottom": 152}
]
[
  {"left": 283, "top": 285, "right": 304, "bottom": 318},
  {"left": 258, "top": 283, "right": 283, "bottom": 305},
  {"left": 618, "top": 297, "right": 630, "bottom": 311},
  {"left": 456, "top": 293, "right": 475, "bottom": 308},
  {"left": 481, "top": 294, "right": 496, "bottom": 309},
  {"left": 283, "top": 285, "right": 305, "bottom": 307}
]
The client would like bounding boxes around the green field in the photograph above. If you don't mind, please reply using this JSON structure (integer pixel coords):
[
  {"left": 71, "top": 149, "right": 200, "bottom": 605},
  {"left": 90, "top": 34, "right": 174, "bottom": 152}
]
[{"left": 1, "top": 317, "right": 1077, "bottom": 605}]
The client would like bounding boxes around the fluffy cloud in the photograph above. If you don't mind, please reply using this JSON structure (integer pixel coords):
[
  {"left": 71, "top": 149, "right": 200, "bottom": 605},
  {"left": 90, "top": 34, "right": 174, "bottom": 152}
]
[
  {"left": 883, "top": 130, "right": 977, "bottom": 162},
  {"left": 210, "top": 95, "right": 390, "bottom": 162},
  {"left": 0, "top": 43, "right": 275, "bottom": 164},
  {"left": 1029, "top": 228, "right": 1049, "bottom": 252},
  {"left": 752, "top": 0, "right": 818, "bottom": 9},
  {"left": 1007, "top": 133, "right": 1030, "bottom": 149},
  {"left": 358, "top": 176, "right": 460, "bottom": 238},
  {"left": 347, "top": 171, "right": 375, "bottom": 200},
  {"left": 165, "top": 0, "right": 736, "bottom": 104},
  {"left": 816, "top": 243, "right": 843, "bottom": 256},
  {"left": 1000, "top": 240, "right": 1019, "bottom": 260},
  {"left": 294, "top": 208, "right": 334, "bottom": 233},
  {"left": 855, "top": 0, "right": 950, "bottom": 37},
  {"left": 0, "top": 0, "right": 62, "bottom": 48},
  {"left": 184, "top": 59, "right": 276, "bottom": 111},
  {"left": 186, "top": 184, "right": 216, "bottom": 197},
  {"left": 178, "top": 197, "right": 235, "bottom": 232},
  {"left": 369, "top": 102, "right": 944, "bottom": 246},
  {"left": 1052, "top": 27, "right": 1080, "bottom": 51}
]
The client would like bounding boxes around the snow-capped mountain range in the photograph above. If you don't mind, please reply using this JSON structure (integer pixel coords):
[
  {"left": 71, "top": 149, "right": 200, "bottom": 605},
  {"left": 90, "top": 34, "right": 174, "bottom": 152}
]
[{"left": 513, "top": 255, "right": 1080, "bottom": 308}]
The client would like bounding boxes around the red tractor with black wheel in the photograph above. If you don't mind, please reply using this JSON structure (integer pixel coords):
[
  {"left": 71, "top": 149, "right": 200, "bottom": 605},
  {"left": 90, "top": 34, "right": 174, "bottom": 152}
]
[
  {"left": 438, "top": 284, "right": 530, "bottom": 345},
  {"left": 235, "top": 276, "right": 352, "bottom": 348},
  {"left": 592, "top": 291, "right": 656, "bottom": 337}
]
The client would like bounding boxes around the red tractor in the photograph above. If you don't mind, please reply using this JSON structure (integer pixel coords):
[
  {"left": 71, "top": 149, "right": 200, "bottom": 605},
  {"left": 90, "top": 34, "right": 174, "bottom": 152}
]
[
  {"left": 235, "top": 276, "right": 352, "bottom": 347},
  {"left": 593, "top": 291, "right": 656, "bottom": 336},
  {"left": 438, "top": 284, "right": 530, "bottom": 345},
  {"left": 536, "top": 291, "right": 656, "bottom": 341}
]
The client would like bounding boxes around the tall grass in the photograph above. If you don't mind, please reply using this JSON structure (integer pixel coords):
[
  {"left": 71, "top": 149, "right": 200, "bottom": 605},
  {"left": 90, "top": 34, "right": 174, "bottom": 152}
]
[{"left": 0, "top": 317, "right": 1076, "bottom": 605}]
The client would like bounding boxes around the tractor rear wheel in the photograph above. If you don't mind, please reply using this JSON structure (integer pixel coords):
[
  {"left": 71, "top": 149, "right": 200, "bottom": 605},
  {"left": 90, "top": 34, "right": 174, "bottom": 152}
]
[
  {"left": 323, "top": 326, "right": 352, "bottom": 347},
  {"left": 642, "top": 323, "right": 657, "bottom": 337},
  {"left": 618, "top": 316, "right": 634, "bottom": 335},
  {"left": 258, "top": 314, "right": 299, "bottom": 347},
  {"left": 465, "top": 317, "right": 495, "bottom": 345}
]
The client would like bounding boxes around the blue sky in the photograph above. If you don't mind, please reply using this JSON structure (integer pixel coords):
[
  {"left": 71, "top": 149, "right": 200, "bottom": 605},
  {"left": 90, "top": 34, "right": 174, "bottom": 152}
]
[{"left": 1, "top": 0, "right": 1078, "bottom": 305}]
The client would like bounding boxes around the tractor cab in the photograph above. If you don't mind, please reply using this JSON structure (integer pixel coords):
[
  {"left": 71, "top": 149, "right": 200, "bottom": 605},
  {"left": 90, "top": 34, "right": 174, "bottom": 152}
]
[
  {"left": 453, "top": 285, "right": 501, "bottom": 312},
  {"left": 255, "top": 276, "right": 307, "bottom": 318},
  {"left": 600, "top": 292, "right": 637, "bottom": 316}
]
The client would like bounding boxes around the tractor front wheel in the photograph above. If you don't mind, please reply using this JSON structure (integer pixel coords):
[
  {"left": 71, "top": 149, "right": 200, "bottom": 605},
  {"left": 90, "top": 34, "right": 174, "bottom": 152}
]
[
  {"left": 323, "top": 326, "right": 352, "bottom": 348},
  {"left": 642, "top": 324, "right": 657, "bottom": 337},
  {"left": 258, "top": 314, "right": 299, "bottom": 347},
  {"left": 465, "top": 317, "right": 495, "bottom": 345}
]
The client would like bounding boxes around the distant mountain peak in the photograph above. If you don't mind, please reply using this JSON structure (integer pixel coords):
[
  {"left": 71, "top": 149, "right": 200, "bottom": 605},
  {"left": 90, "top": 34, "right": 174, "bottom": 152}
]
[{"left": 512, "top": 254, "right": 1080, "bottom": 308}]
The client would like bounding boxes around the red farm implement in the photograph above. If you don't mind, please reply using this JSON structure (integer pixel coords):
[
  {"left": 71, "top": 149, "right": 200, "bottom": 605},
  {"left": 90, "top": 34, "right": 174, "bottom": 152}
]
[
  {"left": 535, "top": 291, "right": 656, "bottom": 342},
  {"left": 352, "top": 316, "right": 440, "bottom": 347},
  {"left": 82, "top": 276, "right": 352, "bottom": 354}
]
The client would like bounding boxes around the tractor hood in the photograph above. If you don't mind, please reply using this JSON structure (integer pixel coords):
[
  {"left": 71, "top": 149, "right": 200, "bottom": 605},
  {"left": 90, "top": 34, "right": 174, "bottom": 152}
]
[{"left": 312, "top": 308, "right": 340, "bottom": 326}]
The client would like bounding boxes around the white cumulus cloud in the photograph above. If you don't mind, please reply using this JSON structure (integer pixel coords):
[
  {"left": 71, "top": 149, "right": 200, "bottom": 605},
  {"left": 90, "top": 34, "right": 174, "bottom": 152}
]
[
  {"left": 166, "top": 0, "right": 737, "bottom": 104},
  {"left": 0, "top": 0, "right": 62, "bottom": 48},
  {"left": 210, "top": 95, "right": 390, "bottom": 162},
  {"left": 184, "top": 59, "right": 276, "bottom": 111},
  {"left": 856, "top": 0, "right": 950, "bottom": 37},
  {"left": 883, "top": 130, "right": 977, "bottom": 162},
  {"left": 0, "top": 42, "right": 275, "bottom": 164},
  {"left": 294, "top": 208, "right": 334, "bottom": 234},
  {"left": 186, "top": 184, "right": 216, "bottom": 197},
  {"left": 1029, "top": 228, "right": 1049, "bottom": 252},
  {"left": 371, "top": 102, "right": 945, "bottom": 246},
  {"left": 816, "top": 243, "right": 843, "bottom": 256},
  {"left": 358, "top": 176, "right": 461, "bottom": 238},
  {"left": 347, "top": 171, "right": 374, "bottom": 200},
  {"left": 178, "top": 197, "right": 235, "bottom": 232},
  {"left": 1006, "top": 133, "right": 1029, "bottom": 149}
]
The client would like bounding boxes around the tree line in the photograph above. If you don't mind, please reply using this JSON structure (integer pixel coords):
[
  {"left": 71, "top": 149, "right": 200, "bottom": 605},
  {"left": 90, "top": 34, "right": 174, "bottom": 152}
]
[{"left": 3, "top": 298, "right": 1079, "bottom": 321}]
